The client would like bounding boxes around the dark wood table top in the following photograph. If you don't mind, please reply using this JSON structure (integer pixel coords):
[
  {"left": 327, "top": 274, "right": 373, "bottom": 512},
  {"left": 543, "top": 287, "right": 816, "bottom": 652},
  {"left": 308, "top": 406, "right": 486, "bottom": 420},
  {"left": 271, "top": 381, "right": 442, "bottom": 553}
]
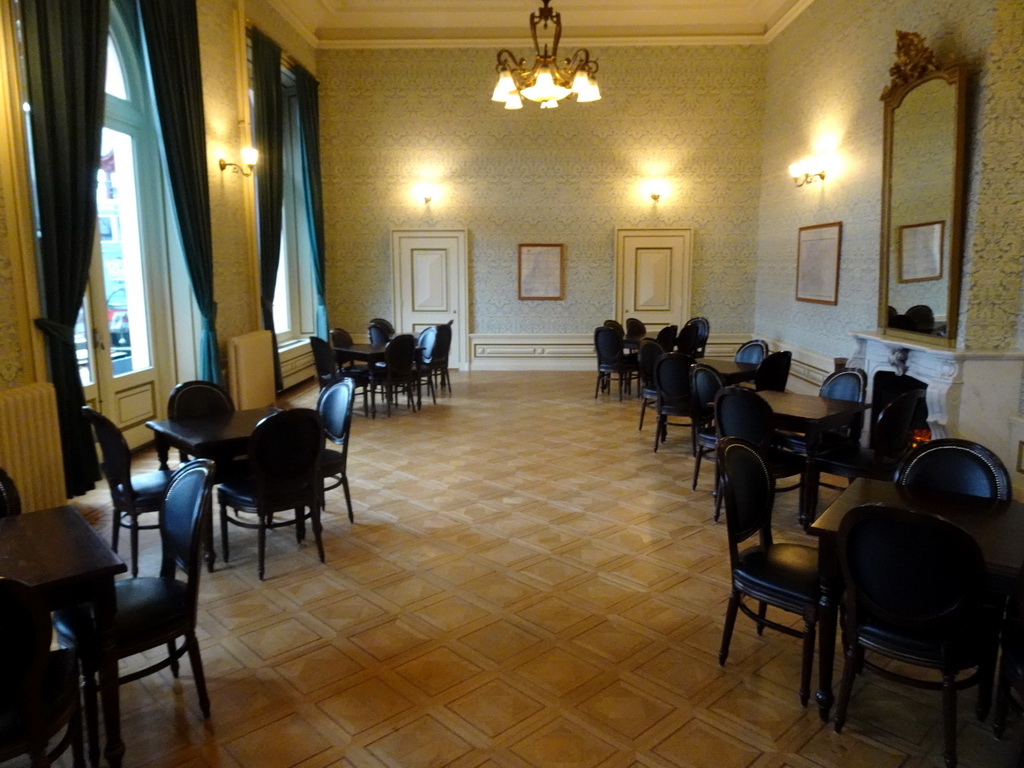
[
  {"left": 809, "top": 477, "right": 1024, "bottom": 588},
  {"left": 699, "top": 357, "right": 758, "bottom": 384},
  {"left": 334, "top": 343, "right": 388, "bottom": 363},
  {"left": 756, "top": 390, "right": 871, "bottom": 433},
  {"left": 0, "top": 505, "right": 126, "bottom": 594},
  {"left": 146, "top": 406, "right": 278, "bottom": 454}
]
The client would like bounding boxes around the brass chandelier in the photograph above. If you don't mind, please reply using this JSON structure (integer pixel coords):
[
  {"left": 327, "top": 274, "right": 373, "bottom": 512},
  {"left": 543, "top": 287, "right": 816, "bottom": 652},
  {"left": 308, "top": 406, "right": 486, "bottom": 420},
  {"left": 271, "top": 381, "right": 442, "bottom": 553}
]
[{"left": 491, "top": 0, "right": 601, "bottom": 110}]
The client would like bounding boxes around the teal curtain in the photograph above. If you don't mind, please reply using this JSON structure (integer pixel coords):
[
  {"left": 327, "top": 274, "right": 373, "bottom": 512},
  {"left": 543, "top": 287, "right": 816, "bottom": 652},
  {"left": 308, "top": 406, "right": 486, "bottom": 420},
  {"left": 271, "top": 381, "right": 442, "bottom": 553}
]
[
  {"left": 251, "top": 29, "right": 284, "bottom": 390},
  {"left": 138, "top": 0, "right": 221, "bottom": 383},
  {"left": 294, "top": 66, "right": 328, "bottom": 340},
  {"left": 21, "top": 0, "right": 109, "bottom": 496}
]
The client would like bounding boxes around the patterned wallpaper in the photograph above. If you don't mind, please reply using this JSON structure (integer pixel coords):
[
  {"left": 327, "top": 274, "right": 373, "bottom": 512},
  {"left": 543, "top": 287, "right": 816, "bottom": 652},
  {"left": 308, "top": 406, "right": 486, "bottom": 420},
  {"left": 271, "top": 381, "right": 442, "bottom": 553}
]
[
  {"left": 755, "top": 0, "right": 1011, "bottom": 360},
  {"left": 316, "top": 45, "right": 766, "bottom": 335},
  {"left": 0, "top": 169, "right": 20, "bottom": 386}
]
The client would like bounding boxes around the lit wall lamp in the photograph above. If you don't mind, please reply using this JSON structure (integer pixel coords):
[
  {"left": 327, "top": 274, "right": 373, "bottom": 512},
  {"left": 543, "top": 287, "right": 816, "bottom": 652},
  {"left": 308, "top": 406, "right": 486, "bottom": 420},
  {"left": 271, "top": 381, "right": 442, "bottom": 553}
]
[
  {"left": 413, "top": 182, "right": 439, "bottom": 206},
  {"left": 789, "top": 158, "right": 826, "bottom": 187},
  {"left": 219, "top": 147, "right": 259, "bottom": 177},
  {"left": 643, "top": 179, "right": 669, "bottom": 203}
]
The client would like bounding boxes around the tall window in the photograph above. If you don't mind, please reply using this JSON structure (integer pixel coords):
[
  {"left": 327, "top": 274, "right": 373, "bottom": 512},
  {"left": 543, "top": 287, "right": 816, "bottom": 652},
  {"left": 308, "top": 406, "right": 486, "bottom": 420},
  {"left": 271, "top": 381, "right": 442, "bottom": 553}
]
[{"left": 272, "top": 70, "right": 316, "bottom": 343}]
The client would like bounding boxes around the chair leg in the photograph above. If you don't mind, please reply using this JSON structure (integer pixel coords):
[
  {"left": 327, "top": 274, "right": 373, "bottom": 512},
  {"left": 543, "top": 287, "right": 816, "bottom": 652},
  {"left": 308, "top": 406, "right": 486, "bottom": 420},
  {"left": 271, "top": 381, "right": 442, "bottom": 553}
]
[
  {"left": 257, "top": 516, "right": 267, "bottom": 581},
  {"left": 312, "top": 504, "right": 325, "bottom": 563},
  {"left": 296, "top": 505, "right": 306, "bottom": 542},
  {"left": 942, "top": 671, "right": 958, "bottom": 768},
  {"left": 185, "top": 632, "right": 211, "bottom": 718},
  {"left": 833, "top": 643, "right": 861, "bottom": 733},
  {"left": 111, "top": 510, "right": 121, "bottom": 555},
  {"left": 220, "top": 504, "right": 230, "bottom": 562},
  {"left": 638, "top": 399, "right": 647, "bottom": 431},
  {"left": 653, "top": 416, "right": 663, "bottom": 453},
  {"left": 692, "top": 448, "right": 703, "bottom": 490},
  {"left": 83, "top": 669, "right": 100, "bottom": 768},
  {"left": 341, "top": 475, "right": 354, "bottom": 523},
  {"left": 129, "top": 514, "right": 140, "bottom": 578},
  {"left": 755, "top": 601, "right": 768, "bottom": 635},
  {"left": 69, "top": 685, "right": 85, "bottom": 768},
  {"left": 719, "top": 589, "right": 740, "bottom": 666},
  {"left": 167, "top": 640, "right": 180, "bottom": 677},
  {"left": 977, "top": 632, "right": 998, "bottom": 722},
  {"left": 713, "top": 464, "right": 723, "bottom": 522},
  {"left": 993, "top": 660, "right": 1012, "bottom": 738},
  {"left": 799, "top": 613, "right": 817, "bottom": 707},
  {"left": 801, "top": 463, "right": 821, "bottom": 529}
]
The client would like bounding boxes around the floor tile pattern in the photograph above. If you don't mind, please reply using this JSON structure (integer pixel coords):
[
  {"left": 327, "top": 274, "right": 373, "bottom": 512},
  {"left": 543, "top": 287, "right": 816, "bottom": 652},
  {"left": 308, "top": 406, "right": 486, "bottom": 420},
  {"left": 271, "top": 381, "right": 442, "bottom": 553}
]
[{"left": 42, "top": 371, "right": 1020, "bottom": 767}]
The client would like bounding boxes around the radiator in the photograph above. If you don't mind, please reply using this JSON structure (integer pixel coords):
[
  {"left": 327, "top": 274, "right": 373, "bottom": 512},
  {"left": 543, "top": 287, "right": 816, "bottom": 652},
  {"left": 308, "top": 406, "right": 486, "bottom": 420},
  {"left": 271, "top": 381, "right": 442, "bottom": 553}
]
[
  {"left": 227, "top": 330, "right": 277, "bottom": 410},
  {"left": 0, "top": 383, "right": 67, "bottom": 512}
]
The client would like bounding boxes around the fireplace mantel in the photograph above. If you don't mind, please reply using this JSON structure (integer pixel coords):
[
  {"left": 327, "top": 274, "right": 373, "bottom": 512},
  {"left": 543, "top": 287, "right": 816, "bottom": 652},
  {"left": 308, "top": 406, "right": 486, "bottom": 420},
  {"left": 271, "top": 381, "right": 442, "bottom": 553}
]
[{"left": 848, "top": 332, "right": 1024, "bottom": 478}]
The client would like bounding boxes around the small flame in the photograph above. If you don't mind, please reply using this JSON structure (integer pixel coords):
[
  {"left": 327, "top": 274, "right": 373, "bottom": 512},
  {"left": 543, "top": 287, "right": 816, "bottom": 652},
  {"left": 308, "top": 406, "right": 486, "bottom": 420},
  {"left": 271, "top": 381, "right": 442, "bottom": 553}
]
[{"left": 911, "top": 428, "right": 932, "bottom": 448}]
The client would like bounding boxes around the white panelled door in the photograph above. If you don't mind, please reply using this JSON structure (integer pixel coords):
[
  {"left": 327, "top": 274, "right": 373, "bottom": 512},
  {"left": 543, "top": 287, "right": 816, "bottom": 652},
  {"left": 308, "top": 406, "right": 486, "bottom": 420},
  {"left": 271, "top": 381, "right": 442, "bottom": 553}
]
[
  {"left": 391, "top": 230, "right": 469, "bottom": 369},
  {"left": 615, "top": 228, "right": 693, "bottom": 333}
]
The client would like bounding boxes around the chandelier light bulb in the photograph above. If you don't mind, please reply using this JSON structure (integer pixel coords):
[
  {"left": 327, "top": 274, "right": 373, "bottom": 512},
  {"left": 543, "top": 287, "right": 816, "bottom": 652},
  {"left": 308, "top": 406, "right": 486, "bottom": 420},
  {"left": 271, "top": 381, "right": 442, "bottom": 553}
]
[
  {"left": 491, "top": 69, "right": 515, "bottom": 102},
  {"left": 504, "top": 92, "right": 523, "bottom": 110}
]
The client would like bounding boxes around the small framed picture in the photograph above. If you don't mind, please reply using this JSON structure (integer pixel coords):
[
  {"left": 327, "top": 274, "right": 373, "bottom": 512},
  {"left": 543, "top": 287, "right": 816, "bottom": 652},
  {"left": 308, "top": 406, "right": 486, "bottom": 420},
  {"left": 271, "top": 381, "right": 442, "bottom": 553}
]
[
  {"left": 518, "top": 244, "right": 564, "bottom": 300},
  {"left": 898, "top": 221, "right": 944, "bottom": 283},
  {"left": 795, "top": 222, "right": 842, "bottom": 305}
]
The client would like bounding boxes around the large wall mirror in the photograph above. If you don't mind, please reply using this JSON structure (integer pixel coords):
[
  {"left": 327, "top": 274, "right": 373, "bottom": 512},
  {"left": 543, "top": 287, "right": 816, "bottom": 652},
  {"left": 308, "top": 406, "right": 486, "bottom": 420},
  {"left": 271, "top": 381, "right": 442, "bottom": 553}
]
[{"left": 878, "top": 32, "right": 966, "bottom": 347}]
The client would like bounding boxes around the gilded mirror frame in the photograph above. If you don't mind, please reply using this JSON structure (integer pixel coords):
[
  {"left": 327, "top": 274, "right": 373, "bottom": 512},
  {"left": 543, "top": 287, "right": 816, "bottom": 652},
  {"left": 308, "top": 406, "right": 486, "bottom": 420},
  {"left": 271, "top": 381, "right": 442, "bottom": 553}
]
[{"left": 878, "top": 32, "right": 967, "bottom": 348}]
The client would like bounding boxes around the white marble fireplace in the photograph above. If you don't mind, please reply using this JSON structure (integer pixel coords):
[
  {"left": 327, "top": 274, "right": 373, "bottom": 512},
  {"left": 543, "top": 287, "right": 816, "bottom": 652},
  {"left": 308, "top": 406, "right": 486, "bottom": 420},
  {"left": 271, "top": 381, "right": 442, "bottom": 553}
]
[{"left": 848, "top": 332, "right": 1024, "bottom": 490}]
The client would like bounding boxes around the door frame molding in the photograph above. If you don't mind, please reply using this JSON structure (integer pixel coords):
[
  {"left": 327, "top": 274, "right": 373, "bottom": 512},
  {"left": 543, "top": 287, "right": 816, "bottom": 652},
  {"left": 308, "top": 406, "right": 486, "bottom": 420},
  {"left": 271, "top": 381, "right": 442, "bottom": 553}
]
[
  {"left": 614, "top": 227, "right": 694, "bottom": 329},
  {"left": 390, "top": 228, "right": 470, "bottom": 370}
]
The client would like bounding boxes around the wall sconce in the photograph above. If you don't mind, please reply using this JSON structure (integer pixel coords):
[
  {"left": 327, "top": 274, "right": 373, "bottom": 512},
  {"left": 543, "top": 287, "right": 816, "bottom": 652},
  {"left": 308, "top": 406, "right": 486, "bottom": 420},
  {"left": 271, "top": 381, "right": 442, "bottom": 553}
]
[
  {"left": 789, "top": 158, "right": 826, "bottom": 187},
  {"left": 413, "top": 182, "right": 439, "bottom": 206},
  {"left": 643, "top": 179, "right": 669, "bottom": 203},
  {"left": 219, "top": 147, "right": 258, "bottom": 177}
]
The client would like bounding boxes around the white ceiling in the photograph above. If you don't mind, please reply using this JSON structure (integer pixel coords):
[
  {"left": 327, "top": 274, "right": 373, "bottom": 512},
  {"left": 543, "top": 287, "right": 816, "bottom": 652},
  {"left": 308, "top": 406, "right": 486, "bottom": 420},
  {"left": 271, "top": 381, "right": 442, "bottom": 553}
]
[{"left": 268, "top": 0, "right": 815, "bottom": 48}]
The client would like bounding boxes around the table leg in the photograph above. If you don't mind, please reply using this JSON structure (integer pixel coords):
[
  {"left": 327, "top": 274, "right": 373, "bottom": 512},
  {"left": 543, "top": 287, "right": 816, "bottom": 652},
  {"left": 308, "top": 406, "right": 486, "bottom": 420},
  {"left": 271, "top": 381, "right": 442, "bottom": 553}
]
[
  {"left": 815, "top": 537, "right": 840, "bottom": 723},
  {"left": 154, "top": 434, "right": 171, "bottom": 471},
  {"left": 94, "top": 578, "right": 124, "bottom": 768}
]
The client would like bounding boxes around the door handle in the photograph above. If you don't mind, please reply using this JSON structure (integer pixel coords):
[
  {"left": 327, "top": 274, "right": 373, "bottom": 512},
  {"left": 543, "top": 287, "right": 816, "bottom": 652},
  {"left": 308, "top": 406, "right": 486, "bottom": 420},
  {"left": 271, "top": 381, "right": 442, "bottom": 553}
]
[{"left": 92, "top": 327, "right": 106, "bottom": 351}]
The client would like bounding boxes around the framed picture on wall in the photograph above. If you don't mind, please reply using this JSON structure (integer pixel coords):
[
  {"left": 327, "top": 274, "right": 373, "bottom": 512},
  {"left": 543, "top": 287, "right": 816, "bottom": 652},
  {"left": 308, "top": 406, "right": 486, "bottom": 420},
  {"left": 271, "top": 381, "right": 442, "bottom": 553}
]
[
  {"left": 795, "top": 222, "right": 842, "bottom": 305},
  {"left": 518, "top": 244, "right": 564, "bottom": 300},
  {"left": 898, "top": 220, "right": 944, "bottom": 282}
]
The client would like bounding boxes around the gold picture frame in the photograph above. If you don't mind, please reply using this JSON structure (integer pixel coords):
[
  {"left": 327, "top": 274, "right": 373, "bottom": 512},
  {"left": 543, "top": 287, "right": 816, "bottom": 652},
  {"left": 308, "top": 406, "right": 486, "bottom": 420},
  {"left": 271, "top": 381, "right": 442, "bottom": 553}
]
[
  {"left": 518, "top": 243, "right": 564, "bottom": 300},
  {"left": 795, "top": 222, "right": 842, "bottom": 305}
]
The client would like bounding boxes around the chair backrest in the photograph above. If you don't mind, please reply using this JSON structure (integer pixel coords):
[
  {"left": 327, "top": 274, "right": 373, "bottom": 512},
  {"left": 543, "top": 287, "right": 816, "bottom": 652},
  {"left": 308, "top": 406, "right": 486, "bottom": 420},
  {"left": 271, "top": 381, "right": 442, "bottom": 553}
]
[
  {"left": 249, "top": 409, "right": 322, "bottom": 507},
  {"left": 318, "top": 378, "right": 356, "bottom": 449},
  {"left": 369, "top": 318, "right": 395, "bottom": 336},
  {"left": 653, "top": 353, "right": 695, "bottom": 404},
  {"left": 329, "top": 327, "right": 355, "bottom": 349},
  {"left": 603, "top": 319, "right": 625, "bottom": 335},
  {"left": 690, "top": 363, "right": 726, "bottom": 423},
  {"left": 384, "top": 334, "right": 417, "bottom": 376},
  {"left": 871, "top": 388, "right": 925, "bottom": 462},
  {"left": 819, "top": 368, "right": 867, "bottom": 402},
  {"left": 159, "top": 460, "right": 215, "bottom": 618},
  {"left": 714, "top": 386, "right": 775, "bottom": 447},
  {"left": 734, "top": 339, "right": 769, "bottom": 365},
  {"left": 368, "top": 320, "right": 393, "bottom": 346},
  {"left": 432, "top": 323, "right": 452, "bottom": 362},
  {"left": 0, "top": 576, "right": 58, "bottom": 758},
  {"left": 625, "top": 318, "right": 646, "bottom": 337},
  {"left": 896, "top": 438, "right": 1010, "bottom": 501},
  {"left": 638, "top": 340, "right": 664, "bottom": 391},
  {"left": 754, "top": 350, "right": 792, "bottom": 392},
  {"left": 594, "top": 326, "right": 625, "bottom": 367},
  {"left": 0, "top": 467, "right": 21, "bottom": 517},
  {"left": 417, "top": 326, "right": 438, "bottom": 365},
  {"left": 905, "top": 304, "right": 934, "bottom": 329},
  {"left": 677, "top": 317, "right": 709, "bottom": 357},
  {"left": 718, "top": 437, "right": 776, "bottom": 565},
  {"left": 838, "top": 504, "right": 984, "bottom": 635},
  {"left": 654, "top": 325, "right": 677, "bottom": 352},
  {"left": 308, "top": 336, "right": 339, "bottom": 389},
  {"left": 168, "top": 380, "right": 235, "bottom": 421},
  {"left": 82, "top": 406, "right": 134, "bottom": 495}
]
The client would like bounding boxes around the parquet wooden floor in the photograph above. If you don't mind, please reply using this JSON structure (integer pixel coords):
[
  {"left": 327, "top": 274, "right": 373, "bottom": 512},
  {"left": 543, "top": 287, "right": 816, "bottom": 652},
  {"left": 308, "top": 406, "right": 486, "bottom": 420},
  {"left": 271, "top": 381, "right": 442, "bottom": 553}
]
[{"left": 51, "top": 371, "right": 1018, "bottom": 767}]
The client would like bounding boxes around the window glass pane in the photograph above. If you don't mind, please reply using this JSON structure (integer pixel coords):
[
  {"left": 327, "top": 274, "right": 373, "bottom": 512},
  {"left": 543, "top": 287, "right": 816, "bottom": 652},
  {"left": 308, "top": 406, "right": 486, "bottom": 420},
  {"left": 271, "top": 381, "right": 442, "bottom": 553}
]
[
  {"left": 105, "top": 37, "right": 127, "bottom": 99},
  {"left": 74, "top": 305, "right": 93, "bottom": 387},
  {"left": 273, "top": 228, "right": 290, "bottom": 335},
  {"left": 98, "top": 128, "right": 151, "bottom": 375}
]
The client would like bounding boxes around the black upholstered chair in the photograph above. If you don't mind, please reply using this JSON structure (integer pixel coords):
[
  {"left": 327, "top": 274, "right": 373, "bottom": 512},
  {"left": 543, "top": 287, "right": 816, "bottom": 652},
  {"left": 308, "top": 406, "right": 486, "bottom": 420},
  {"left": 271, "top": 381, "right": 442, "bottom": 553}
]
[
  {"left": 993, "top": 562, "right": 1024, "bottom": 762},
  {"left": 83, "top": 406, "right": 173, "bottom": 578},
  {"left": 167, "top": 380, "right": 241, "bottom": 470},
  {"left": 594, "top": 326, "right": 639, "bottom": 401},
  {"left": 55, "top": 459, "right": 216, "bottom": 766},
  {"left": 654, "top": 325, "right": 677, "bottom": 353},
  {"left": 652, "top": 353, "right": 695, "bottom": 452},
  {"left": 896, "top": 438, "right": 1010, "bottom": 501},
  {"left": 625, "top": 317, "right": 646, "bottom": 337},
  {"left": 217, "top": 409, "right": 324, "bottom": 580},
  {"left": 753, "top": 350, "right": 792, "bottom": 392},
  {"left": 0, "top": 466, "right": 21, "bottom": 517},
  {"left": 309, "top": 336, "right": 342, "bottom": 391},
  {"left": 906, "top": 304, "right": 935, "bottom": 332},
  {"left": 777, "top": 367, "right": 867, "bottom": 454},
  {"left": 717, "top": 437, "right": 819, "bottom": 706},
  {"left": 329, "top": 327, "right": 355, "bottom": 351},
  {"left": 416, "top": 326, "right": 439, "bottom": 405},
  {"left": 0, "top": 577, "right": 85, "bottom": 768},
  {"left": 327, "top": 328, "right": 371, "bottom": 417},
  {"left": 689, "top": 363, "right": 727, "bottom": 495},
  {"left": 713, "top": 386, "right": 804, "bottom": 522},
  {"left": 734, "top": 339, "right": 769, "bottom": 365},
  {"left": 371, "top": 333, "right": 421, "bottom": 416},
  {"left": 430, "top": 323, "right": 453, "bottom": 394},
  {"left": 602, "top": 319, "right": 625, "bottom": 335},
  {"left": 833, "top": 504, "right": 999, "bottom": 768},
  {"left": 676, "top": 316, "right": 709, "bottom": 358},
  {"left": 637, "top": 340, "right": 663, "bottom": 431},
  {"left": 367, "top": 319, "right": 394, "bottom": 347},
  {"left": 803, "top": 388, "right": 925, "bottom": 522},
  {"left": 318, "top": 378, "right": 356, "bottom": 523}
]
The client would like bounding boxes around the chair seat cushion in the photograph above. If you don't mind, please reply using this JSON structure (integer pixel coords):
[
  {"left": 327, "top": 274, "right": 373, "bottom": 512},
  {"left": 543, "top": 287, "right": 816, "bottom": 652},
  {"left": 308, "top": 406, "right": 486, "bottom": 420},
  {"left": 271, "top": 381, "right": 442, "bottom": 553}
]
[
  {"left": 218, "top": 478, "right": 317, "bottom": 511},
  {"left": 321, "top": 448, "right": 345, "bottom": 476},
  {"left": 763, "top": 446, "right": 805, "bottom": 479},
  {"left": 856, "top": 606, "right": 999, "bottom": 669},
  {"left": 735, "top": 543, "right": 819, "bottom": 606},
  {"left": 812, "top": 443, "right": 898, "bottom": 478},
  {"left": 0, "top": 647, "right": 78, "bottom": 745},
  {"left": 114, "top": 469, "right": 174, "bottom": 509}
]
